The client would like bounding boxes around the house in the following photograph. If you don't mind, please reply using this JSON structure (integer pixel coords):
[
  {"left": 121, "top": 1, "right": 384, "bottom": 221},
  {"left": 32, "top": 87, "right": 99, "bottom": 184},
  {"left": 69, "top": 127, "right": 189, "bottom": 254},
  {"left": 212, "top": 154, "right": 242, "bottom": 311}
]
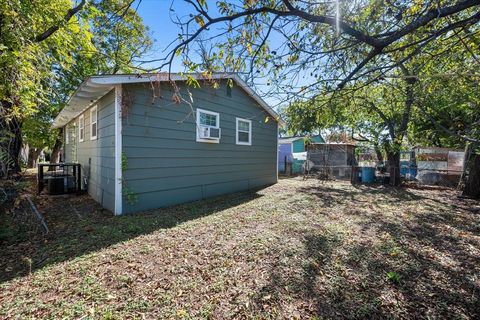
[
  {"left": 52, "top": 73, "right": 281, "bottom": 215},
  {"left": 278, "top": 135, "right": 324, "bottom": 173}
]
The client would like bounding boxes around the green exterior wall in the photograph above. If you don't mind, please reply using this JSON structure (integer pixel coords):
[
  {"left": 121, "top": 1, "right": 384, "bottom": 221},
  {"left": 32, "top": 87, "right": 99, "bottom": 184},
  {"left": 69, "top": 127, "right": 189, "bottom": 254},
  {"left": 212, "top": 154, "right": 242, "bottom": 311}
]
[
  {"left": 121, "top": 80, "right": 278, "bottom": 213},
  {"left": 292, "top": 139, "right": 305, "bottom": 153},
  {"left": 291, "top": 135, "right": 324, "bottom": 173},
  {"left": 292, "top": 135, "right": 325, "bottom": 153},
  {"left": 64, "top": 90, "right": 116, "bottom": 212}
]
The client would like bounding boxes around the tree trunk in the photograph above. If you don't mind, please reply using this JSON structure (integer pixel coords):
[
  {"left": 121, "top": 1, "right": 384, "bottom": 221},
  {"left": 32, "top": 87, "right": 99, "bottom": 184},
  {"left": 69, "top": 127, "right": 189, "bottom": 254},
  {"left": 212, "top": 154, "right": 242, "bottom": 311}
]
[
  {"left": 50, "top": 135, "right": 63, "bottom": 164},
  {"left": 386, "top": 150, "right": 401, "bottom": 186},
  {"left": 27, "top": 147, "right": 41, "bottom": 168},
  {"left": 374, "top": 143, "right": 384, "bottom": 163},
  {"left": 462, "top": 153, "right": 480, "bottom": 199},
  {"left": 0, "top": 102, "right": 22, "bottom": 177}
]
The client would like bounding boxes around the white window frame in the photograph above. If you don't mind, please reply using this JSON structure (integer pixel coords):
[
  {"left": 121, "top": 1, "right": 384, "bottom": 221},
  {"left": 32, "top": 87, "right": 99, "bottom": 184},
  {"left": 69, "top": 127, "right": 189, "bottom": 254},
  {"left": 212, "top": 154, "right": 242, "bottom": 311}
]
[
  {"left": 196, "top": 108, "right": 220, "bottom": 143},
  {"left": 90, "top": 105, "right": 98, "bottom": 140},
  {"left": 65, "top": 126, "right": 69, "bottom": 144},
  {"left": 236, "top": 117, "right": 252, "bottom": 146},
  {"left": 79, "top": 114, "right": 85, "bottom": 142}
]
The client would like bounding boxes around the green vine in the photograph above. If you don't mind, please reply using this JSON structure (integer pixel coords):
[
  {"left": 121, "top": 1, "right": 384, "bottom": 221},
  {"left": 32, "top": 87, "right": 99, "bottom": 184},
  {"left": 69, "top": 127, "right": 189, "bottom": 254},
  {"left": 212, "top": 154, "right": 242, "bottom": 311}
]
[
  {"left": 121, "top": 152, "right": 138, "bottom": 205},
  {"left": 121, "top": 152, "right": 128, "bottom": 171},
  {"left": 122, "top": 184, "right": 138, "bottom": 205}
]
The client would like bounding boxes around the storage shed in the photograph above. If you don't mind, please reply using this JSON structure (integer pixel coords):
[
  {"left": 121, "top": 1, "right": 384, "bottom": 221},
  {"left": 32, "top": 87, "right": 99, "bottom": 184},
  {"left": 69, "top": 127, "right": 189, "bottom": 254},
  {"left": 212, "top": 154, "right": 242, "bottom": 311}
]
[
  {"left": 415, "top": 146, "right": 465, "bottom": 186},
  {"left": 306, "top": 143, "right": 357, "bottom": 180},
  {"left": 52, "top": 73, "right": 281, "bottom": 215}
]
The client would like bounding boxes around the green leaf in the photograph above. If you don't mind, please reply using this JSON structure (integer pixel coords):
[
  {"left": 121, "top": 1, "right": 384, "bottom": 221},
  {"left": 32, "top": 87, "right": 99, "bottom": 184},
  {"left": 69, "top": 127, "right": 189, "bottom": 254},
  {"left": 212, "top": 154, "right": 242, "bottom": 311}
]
[{"left": 194, "top": 15, "right": 205, "bottom": 27}]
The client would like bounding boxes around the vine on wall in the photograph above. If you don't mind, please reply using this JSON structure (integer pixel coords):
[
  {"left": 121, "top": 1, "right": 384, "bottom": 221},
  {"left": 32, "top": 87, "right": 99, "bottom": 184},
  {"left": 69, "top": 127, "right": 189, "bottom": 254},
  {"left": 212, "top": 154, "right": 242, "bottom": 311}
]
[{"left": 121, "top": 152, "right": 138, "bottom": 205}]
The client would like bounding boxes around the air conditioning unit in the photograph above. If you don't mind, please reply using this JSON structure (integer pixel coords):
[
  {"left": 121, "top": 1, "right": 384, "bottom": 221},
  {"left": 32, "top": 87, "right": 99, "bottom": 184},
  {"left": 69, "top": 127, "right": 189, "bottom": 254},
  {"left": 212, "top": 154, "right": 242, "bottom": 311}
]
[{"left": 199, "top": 126, "right": 221, "bottom": 140}]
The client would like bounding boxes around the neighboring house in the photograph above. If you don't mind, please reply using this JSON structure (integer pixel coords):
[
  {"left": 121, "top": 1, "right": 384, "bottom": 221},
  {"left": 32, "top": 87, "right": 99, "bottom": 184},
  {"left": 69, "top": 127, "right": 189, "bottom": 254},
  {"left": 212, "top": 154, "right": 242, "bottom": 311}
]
[
  {"left": 278, "top": 135, "right": 324, "bottom": 173},
  {"left": 52, "top": 73, "right": 281, "bottom": 215}
]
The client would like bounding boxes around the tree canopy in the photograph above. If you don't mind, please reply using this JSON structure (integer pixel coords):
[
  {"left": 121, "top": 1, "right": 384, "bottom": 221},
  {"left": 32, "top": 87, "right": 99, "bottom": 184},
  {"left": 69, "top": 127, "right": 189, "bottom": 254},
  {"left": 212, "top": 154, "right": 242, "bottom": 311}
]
[
  {"left": 151, "top": 0, "right": 479, "bottom": 190},
  {"left": 0, "top": 0, "right": 151, "bottom": 172}
]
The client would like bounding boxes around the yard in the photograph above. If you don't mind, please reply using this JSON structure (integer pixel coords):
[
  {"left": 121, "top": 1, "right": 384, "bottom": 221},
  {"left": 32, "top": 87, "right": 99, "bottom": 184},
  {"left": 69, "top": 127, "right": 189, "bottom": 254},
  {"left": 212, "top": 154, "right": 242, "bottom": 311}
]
[{"left": 1, "top": 178, "right": 479, "bottom": 319}]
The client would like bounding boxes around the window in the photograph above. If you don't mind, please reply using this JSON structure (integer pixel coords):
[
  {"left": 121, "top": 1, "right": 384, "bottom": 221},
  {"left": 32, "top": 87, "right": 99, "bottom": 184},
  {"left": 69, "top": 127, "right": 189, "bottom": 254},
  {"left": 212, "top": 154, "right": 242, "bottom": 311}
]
[
  {"left": 196, "top": 108, "right": 220, "bottom": 143},
  {"left": 79, "top": 114, "right": 85, "bottom": 142},
  {"left": 65, "top": 126, "right": 69, "bottom": 144},
  {"left": 236, "top": 118, "right": 252, "bottom": 145},
  {"left": 90, "top": 105, "right": 98, "bottom": 140}
]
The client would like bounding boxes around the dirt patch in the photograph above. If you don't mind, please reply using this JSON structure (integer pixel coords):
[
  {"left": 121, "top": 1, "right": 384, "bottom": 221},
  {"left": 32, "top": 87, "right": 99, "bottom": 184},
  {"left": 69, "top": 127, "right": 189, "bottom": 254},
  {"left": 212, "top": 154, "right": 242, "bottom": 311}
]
[{"left": 1, "top": 178, "right": 479, "bottom": 319}]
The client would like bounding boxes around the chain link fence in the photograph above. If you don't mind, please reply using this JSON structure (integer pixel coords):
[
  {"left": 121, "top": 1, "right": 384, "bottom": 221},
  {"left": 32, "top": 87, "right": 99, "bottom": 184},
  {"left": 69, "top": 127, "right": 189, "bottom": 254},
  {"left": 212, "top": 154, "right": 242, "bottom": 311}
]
[
  {"left": 284, "top": 143, "right": 466, "bottom": 187},
  {"left": 302, "top": 164, "right": 463, "bottom": 187}
]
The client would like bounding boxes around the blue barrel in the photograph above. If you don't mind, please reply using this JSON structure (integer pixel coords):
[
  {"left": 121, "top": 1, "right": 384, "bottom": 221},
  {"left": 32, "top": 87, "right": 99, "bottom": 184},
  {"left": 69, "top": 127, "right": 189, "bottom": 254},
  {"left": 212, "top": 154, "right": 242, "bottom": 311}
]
[{"left": 361, "top": 167, "right": 376, "bottom": 183}]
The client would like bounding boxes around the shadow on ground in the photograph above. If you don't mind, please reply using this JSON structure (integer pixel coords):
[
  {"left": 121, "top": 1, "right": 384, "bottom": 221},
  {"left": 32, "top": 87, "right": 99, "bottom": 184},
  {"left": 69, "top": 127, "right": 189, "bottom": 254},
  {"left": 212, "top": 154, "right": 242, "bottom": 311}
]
[
  {"left": 256, "top": 182, "right": 480, "bottom": 319},
  {"left": 0, "top": 189, "right": 262, "bottom": 283}
]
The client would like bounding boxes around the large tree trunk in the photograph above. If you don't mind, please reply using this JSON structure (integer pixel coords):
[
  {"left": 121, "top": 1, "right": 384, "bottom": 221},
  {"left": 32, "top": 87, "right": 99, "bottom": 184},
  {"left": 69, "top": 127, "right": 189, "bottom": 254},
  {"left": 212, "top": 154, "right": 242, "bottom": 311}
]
[
  {"left": 27, "top": 147, "right": 41, "bottom": 168},
  {"left": 374, "top": 143, "right": 384, "bottom": 163},
  {"left": 386, "top": 150, "right": 401, "bottom": 186},
  {"left": 50, "top": 134, "right": 63, "bottom": 164},
  {"left": 0, "top": 102, "right": 22, "bottom": 177},
  {"left": 462, "top": 153, "right": 480, "bottom": 199}
]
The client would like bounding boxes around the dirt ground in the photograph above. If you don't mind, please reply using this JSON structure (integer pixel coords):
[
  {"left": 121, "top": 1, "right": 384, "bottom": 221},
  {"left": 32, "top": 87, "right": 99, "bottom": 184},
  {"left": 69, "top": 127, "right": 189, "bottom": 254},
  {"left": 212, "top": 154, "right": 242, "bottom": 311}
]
[{"left": 1, "top": 177, "right": 479, "bottom": 319}]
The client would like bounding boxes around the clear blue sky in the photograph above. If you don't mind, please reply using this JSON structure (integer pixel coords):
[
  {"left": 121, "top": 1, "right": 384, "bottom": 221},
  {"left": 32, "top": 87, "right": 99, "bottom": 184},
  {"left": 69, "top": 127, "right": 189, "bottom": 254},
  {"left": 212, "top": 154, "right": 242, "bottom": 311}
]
[{"left": 135, "top": 0, "right": 189, "bottom": 71}]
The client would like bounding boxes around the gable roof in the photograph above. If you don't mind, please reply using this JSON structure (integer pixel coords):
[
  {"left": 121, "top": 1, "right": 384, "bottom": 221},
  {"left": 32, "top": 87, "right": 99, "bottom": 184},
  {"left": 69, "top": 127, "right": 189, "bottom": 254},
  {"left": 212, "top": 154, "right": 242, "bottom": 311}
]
[
  {"left": 52, "top": 73, "right": 283, "bottom": 128},
  {"left": 279, "top": 134, "right": 323, "bottom": 144},
  {"left": 279, "top": 137, "right": 304, "bottom": 144}
]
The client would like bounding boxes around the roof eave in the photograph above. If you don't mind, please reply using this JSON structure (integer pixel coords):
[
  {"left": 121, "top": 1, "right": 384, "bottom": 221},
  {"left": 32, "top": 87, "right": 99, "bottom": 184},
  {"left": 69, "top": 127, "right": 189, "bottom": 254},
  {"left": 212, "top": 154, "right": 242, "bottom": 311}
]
[{"left": 52, "top": 73, "right": 284, "bottom": 129}]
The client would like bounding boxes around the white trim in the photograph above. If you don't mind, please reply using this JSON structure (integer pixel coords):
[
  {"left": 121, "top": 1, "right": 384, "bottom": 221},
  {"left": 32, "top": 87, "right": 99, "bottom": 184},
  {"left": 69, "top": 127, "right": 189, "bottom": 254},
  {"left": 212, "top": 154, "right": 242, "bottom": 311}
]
[
  {"left": 78, "top": 114, "right": 85, "bottom": 142},
  {"left": 65, "top": 125, "right": 69, "bottom": 145},
  {"left": 230, "top": 74, "right": 283, "bottom": 124},
  {"left": 196, "top": 108, "right": 220, "bottom": 144},
  {"left": 235, "top": 117, "right": 252, "bottom": 146},
  {"left": 276, "top": 124, "right": 279, "bottom": 182},
  {"left": 114, "top": 85, "right": 123, "bottom": 216},
  {"left": 52, "top": 73, "right": 284, "bottom": 129},
  {"left": 90, "top": 105, "right": 98, "bottom": 140}
]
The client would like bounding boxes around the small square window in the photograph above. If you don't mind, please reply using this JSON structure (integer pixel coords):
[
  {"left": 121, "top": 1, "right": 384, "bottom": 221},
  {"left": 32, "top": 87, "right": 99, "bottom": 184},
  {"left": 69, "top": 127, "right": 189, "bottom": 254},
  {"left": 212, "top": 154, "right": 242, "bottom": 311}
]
[
  {"left": 196, "top": 108, "right": 220, "bottom": 143},
  {"left": 236, "top": 118, "right": 252, "bottom": 145},
  {"left": 199, "top": 112, "right": 217, "bottom": 127}
]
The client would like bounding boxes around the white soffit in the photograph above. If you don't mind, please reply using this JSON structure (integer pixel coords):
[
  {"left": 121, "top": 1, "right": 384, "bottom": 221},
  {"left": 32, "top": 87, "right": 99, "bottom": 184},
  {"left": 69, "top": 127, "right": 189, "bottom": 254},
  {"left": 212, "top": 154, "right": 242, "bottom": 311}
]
[{"left": 52, "top": 73, "right": 283, "bottom": 128}]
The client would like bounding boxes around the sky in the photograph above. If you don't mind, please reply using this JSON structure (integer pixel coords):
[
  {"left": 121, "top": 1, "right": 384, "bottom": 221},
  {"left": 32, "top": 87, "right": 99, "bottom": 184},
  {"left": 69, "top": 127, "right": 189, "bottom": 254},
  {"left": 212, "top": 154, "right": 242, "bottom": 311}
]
[
  {"left": 132, "top": 0, "right": 313, "bottom": 108},
  {"left": 134, "top": 0, "right": 189, "bottom": 71}
]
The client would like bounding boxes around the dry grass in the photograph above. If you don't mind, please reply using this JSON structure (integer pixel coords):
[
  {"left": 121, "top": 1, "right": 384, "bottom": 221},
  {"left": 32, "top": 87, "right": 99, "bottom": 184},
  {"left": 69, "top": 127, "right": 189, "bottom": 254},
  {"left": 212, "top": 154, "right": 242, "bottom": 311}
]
[{"left": 1, "top": 178, "right": 479, "bottom": 319}]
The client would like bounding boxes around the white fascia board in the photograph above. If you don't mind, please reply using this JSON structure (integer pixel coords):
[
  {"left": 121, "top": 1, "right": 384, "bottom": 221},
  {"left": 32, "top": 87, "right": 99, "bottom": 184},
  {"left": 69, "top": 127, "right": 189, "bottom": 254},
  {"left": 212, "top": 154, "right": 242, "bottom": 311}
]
[
  {"left": 229, "top": 74, "right": 284, "bottom": 126},
  {"left": 52, "top": 79, "right": 113, "bottom": 128},
  {"left": 88, "top": 74, "right": 282, "bottom": 123},
  {"left": 53, "top": 72, "right": 283, "bottom": 129},
  {"left": 88, "top": 73, "right": 232, "bottom": 85}
]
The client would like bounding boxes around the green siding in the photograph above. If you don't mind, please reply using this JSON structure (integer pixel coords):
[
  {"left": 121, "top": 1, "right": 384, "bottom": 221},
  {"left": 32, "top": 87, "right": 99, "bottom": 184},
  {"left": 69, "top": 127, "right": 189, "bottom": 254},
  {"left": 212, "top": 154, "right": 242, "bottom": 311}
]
[
  {"left": 311, "top": 135, "right": 325, "bottom": 144},
  {"left": 291, "top": 135, "right": 324, "bottom": 173},
  {"left": 292, "top": 139, "right": 305, "bottom": 153},
  {"left": 292, "top": 135, "right": 324, "bottom": 153},
  {"left": 122, "top": 80, "right": 278, "bottom": 213},
  {"left": 63, "top": 90, "right": 116, "bottom": 212}
]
